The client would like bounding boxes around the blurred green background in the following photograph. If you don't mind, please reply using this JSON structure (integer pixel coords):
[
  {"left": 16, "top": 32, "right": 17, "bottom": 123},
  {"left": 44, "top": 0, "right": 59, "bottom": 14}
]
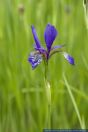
[{"left": 0, "top": 0, "right": 88, "bottom": 131}]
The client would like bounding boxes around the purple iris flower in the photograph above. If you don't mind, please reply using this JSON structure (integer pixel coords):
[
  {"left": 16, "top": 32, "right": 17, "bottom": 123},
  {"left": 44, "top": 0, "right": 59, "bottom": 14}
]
[{"left": 28, "top": 24, "right": 74, "bottom": 69}]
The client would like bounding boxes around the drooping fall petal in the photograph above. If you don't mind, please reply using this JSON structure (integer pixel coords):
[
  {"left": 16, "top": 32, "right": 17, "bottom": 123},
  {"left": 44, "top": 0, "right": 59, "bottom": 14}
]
[
  {"left": 63, "top": 52, "right": 74, "bottom": 65},
  {"left": 28, "top": 51, "right": 42, "bottom": 69}
]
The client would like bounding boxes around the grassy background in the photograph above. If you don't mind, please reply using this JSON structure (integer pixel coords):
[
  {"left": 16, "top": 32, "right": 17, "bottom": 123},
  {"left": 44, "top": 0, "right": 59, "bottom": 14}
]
[{"left": 0, "top": 0, "right": 88, "bottom": 131}]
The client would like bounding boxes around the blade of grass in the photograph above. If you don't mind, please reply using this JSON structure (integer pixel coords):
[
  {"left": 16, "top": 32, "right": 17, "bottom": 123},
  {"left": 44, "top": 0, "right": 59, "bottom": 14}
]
[{"left": 63, "top": 73, "right": 85, "bottom": 129}]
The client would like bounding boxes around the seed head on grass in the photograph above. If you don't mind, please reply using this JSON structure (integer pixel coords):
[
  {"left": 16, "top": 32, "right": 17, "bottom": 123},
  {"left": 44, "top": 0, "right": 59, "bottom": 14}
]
[{"left": 18, "top": 3, "right": 25, "bottom": 14}]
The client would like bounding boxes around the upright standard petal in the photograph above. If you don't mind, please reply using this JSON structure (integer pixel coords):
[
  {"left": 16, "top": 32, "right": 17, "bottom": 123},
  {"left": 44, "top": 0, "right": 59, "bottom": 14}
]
[
  {"left": 44, "top": 24, "right": 58, "bottom": 51},
  {"left": 63, "top": 52, "right": 74, "bottom": 65},
  {"left": 31, "top": 26, "right": 41, "bottom": 48},
  {"left": 28, "top": 51, "right": 42, "bottom": 69}
]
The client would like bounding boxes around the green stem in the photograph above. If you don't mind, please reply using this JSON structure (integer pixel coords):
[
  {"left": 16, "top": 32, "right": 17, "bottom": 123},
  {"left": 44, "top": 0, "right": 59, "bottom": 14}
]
[{"left": 44, "top": 61, "right": 51, "bottom": 128}]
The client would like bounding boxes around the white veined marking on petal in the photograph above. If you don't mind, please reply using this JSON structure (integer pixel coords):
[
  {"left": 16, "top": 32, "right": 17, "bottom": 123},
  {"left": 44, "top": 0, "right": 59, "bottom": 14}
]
[{"left": 63, "top": 52, "right": 69, "bottom": 60}]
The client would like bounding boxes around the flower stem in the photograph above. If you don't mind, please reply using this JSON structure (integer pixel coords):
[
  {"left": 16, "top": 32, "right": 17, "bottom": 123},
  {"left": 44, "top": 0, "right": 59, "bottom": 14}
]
[{"left": 44, "top": 61, "right": 51, "bottom": 128}]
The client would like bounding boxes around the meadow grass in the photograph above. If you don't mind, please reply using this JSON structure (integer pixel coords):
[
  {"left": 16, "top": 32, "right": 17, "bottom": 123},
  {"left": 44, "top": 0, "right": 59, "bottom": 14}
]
[{"left": 0, "top": 0, "right": 88, "bottom": 131}]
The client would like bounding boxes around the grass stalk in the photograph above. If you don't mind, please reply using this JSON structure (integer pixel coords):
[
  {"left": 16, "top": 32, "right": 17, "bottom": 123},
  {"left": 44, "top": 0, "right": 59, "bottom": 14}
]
[{"left": 63, "top": 74, "right": 85, "bottom": 129}]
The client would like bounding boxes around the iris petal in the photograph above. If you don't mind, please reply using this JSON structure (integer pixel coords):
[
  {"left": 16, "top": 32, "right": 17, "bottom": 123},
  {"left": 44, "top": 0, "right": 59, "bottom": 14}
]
[
  {"left": 49, "top": 45, "right": 64, "bottom": 58},
  {"left": 51, "top": 45, "right": 64, "bottom": 50},
  {"left": 63, "top": 52, "right": 74, "bottom": 65},
  {"left": 44, "top": 24, "right": 58, "bottom": 51},
  {"left": 31, "top": 26, "right": 41, "bottom": 48},
  {"left": 34, "top": 44, "right": 47, "bottom": 54},
  {"left": 28, "top": 52, "right": 42, "bottom": 69}
]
